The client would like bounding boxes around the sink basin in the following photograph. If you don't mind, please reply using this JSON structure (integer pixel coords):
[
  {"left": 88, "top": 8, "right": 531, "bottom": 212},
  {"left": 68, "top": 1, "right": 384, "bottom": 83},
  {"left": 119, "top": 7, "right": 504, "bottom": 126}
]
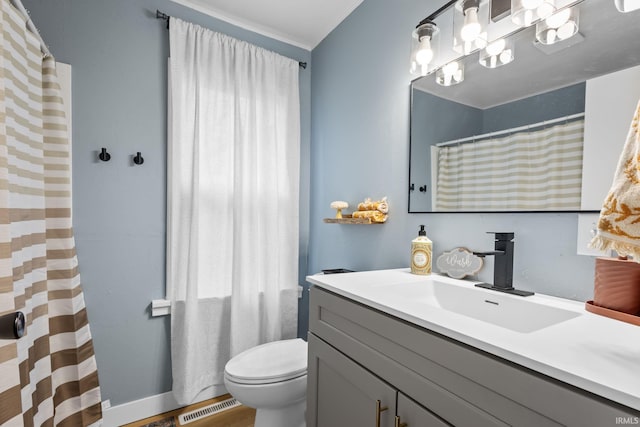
[{"left": 370, "top": 276, "right": 581, "bottom": 333}]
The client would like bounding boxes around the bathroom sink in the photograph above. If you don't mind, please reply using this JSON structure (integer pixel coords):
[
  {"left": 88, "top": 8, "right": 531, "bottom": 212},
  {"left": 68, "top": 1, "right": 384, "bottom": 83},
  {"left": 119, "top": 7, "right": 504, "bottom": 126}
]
[{"left": 369, "top": 276, "right": 581, "bottom": 333}]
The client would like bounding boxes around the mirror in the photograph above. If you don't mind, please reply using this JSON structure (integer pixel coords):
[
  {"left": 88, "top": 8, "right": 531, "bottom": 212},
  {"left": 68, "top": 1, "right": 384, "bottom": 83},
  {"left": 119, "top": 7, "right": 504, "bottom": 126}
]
[{"left": 409, "top": 0, "right": 640, "bottom": 213}]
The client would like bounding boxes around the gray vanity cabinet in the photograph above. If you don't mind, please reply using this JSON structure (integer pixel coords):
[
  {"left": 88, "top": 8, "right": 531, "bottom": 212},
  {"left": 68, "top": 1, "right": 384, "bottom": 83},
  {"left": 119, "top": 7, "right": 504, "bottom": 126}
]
[
  {"left": 308, "top": 333, "right": 397, "bottom": 427},
  {"left": 309, "top": 333, "right": 448, "bottom": 427},
  {"left": 396, "top": 392, "right": 450, "bottom": 427},
  {"left": 307, "top": 286, "right": 640, "bottom": 427}
]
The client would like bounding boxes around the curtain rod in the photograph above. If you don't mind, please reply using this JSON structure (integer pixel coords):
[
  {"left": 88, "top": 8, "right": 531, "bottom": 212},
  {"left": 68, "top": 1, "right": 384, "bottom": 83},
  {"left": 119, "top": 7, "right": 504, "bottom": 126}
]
[
  {"left": 155, "top": 10, "right": 307, "bottom": 70},
  {"left": 11, "top": 0, "right": 51, "bottom": 57},
  {"left": 436, "top": 112, "right": 585, "bottom": 147}
]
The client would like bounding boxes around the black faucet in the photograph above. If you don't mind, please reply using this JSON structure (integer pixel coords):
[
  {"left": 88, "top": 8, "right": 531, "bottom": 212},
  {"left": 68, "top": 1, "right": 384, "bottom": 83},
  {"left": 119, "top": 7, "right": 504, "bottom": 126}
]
[{"left": 473, "top": 232, "right": 534, "bottom": 297}]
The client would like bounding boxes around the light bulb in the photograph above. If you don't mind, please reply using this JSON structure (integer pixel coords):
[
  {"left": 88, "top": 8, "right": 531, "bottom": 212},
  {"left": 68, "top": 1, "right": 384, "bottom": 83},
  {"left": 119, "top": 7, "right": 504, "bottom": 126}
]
[
  {"left": 444, "top": 73, "right": 453, "bottom": 86},
  {"left": 521, "top": 0, "right": 543, "bottom": 9},
  {"left": 475, "top": 36, "right": 487, "bottom": 50},
  {"left": 443, "top": 61, "right": 460, "bottom": 75},
  {"left": 437, "top": 61, "right": 463, "bottom": 86},
  {"left": 485, "top": 39, "right": 506, "bottom": 56},
  {"left": 546, "top": 28, "right": 557, "bottom": 44},
  {"left": 537, "top": 2, "right": 555, "bottom": 19},
  {"left": 557, "top": 21, "right": 576, "bottom": 39},
  {"left": 461, "top": 7, "right": 481, "bottom": 42},
  {"left": 415, "top": 37, "right": 434, "bottom": 65},
  {"left": 523, "top": 9, "right": 534, "bottom": 26},
  {"left": 499, "top": 49, "right": 513, "bottom": 64},
  {"left": 545, "top": 8, "right": 570, "bottom": 28}
]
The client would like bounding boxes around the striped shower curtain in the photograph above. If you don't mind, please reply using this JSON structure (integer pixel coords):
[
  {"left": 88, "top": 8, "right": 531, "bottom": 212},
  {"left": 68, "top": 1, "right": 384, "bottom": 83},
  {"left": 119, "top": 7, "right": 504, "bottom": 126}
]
[
  {"left": 0, "top": 1, "right": 102, "bottom": 426},
  {"left": 435, "top": 119, "right": 584, "bottom": 211}
]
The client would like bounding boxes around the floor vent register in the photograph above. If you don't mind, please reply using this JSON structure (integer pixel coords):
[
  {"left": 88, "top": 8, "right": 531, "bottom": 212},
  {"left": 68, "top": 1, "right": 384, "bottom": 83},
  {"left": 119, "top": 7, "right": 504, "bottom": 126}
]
[{"left": 178, "top": 397, "right": 241, "bottom": 425}]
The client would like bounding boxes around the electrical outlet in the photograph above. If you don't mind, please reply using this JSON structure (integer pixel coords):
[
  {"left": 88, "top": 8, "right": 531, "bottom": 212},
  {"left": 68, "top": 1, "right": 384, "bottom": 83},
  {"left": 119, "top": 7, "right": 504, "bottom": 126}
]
[{"left": 101, "top": 400, "right": 111, "bottom": 411}]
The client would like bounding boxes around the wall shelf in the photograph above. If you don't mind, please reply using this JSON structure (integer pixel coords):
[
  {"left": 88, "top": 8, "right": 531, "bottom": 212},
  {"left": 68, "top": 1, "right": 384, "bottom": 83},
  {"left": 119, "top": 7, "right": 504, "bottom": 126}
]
[{"left": 323, "top": 215, "right": 380, "bottom": 224}]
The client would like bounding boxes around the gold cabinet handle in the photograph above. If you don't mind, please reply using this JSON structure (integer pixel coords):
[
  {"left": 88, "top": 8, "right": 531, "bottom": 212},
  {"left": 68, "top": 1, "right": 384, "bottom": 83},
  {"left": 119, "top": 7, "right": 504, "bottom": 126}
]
[
  {"left": 375, "top": 400, "right": 388, "bottom": 427},
  {"left": 395, "top": 415, "right": 408, "bottom": 427}
]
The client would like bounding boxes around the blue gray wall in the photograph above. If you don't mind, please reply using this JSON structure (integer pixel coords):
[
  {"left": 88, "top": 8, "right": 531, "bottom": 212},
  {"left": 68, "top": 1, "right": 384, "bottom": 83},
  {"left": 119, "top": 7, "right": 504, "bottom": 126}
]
[
  {"left": 23, "top": 0, "right": 599, "bottom": 410},
  {"left": 306, "top": 0, "right": 596, "bottom": 335},
  {"left": 23, "top": 0, "right": 311, "bottom": 406}
]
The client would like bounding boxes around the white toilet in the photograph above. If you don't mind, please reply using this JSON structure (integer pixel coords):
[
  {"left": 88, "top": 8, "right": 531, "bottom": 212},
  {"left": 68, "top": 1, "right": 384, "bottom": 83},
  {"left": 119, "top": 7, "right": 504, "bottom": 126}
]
[{"left": 224, "top": 338, "right": 307, "bottom": 427}]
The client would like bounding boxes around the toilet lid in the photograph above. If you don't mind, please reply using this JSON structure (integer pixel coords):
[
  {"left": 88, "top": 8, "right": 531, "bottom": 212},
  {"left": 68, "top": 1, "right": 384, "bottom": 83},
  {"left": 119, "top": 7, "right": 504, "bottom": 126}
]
[{"left": 224, "top": 338, "right": 307, "bottom": 384}]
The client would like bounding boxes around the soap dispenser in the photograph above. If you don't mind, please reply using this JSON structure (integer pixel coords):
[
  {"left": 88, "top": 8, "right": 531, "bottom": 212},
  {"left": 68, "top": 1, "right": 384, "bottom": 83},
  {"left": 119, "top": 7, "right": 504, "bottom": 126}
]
[{"left": 411, "top": 225, "right": 432, "bottom": 275}]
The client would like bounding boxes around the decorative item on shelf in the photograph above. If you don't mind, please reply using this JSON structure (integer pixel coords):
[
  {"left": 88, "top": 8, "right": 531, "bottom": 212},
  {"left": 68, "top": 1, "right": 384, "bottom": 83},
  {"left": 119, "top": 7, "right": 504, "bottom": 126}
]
[
  {"left": 353, "top": 196, "right": 389, "bottom": 223},
  {"left": 357, "top": 196, "right": 389, "bottom": 213},
  {"left": 323, "top": 197, "right": 389, "bottom": 224},
  {"left": 436, "top": 247, "right": 483, "bottom": 279},
  {"left": 330, "top": 201, "right": 349, "bottom": 218},
  {"left": 535, "top": 6, "right": 579, "bottom": 45}
]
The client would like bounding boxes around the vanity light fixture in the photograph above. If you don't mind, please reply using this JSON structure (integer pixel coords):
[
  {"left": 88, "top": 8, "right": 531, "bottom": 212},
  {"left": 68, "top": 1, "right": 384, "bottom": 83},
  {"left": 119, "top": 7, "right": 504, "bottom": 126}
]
[
  {"left": 453, "top": 0, "right": 488, "bottom": 54},
  {"left": 535, "top": 6, "right": 579, "bottom": 45},
  {"left": 479, "top": 38, "right": 514, "bottom": 68},
  {"left": 410, "top": 22, "right": 440, "bottom": 76},
  {"left": 510, "top": 0, "right": 556, "bottom": 27},
  {"left": 409, "top": 0, "right": 604, "bottom": 87},
  {"left": 615, "top": 0, "right": 640, "bottom": 12},
  {"left": 436, "top": 61, "right": 464, "bottom": 86}
]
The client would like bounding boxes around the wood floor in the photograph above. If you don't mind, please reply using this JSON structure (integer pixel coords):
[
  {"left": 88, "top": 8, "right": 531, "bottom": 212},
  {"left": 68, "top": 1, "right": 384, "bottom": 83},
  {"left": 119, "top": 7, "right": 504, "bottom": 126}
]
[{"left": 123, "top": 394, "right": 256, "bottom": 427}]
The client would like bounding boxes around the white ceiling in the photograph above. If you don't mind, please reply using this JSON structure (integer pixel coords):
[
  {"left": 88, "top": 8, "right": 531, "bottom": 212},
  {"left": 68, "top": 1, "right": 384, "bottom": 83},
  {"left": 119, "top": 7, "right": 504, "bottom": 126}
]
[{"left": 171, "top": 0, "right": 363, "bottom": 50}]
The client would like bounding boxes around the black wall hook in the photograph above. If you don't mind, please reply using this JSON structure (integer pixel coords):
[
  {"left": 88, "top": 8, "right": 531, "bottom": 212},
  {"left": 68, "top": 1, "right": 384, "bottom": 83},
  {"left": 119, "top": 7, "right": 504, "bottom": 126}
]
[
  {"left": 98, "top": 148, "right": 111, "bottom": 162},
  {"left": 133, "top": 152, "right": 144, "bottom": 165}
]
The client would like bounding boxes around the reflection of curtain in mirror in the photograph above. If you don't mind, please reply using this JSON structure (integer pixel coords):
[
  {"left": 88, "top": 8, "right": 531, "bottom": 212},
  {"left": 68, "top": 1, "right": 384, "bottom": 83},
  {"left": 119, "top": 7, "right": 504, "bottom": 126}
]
[{"left": 435, "top": 119, "right": 584, "bottom": 211}]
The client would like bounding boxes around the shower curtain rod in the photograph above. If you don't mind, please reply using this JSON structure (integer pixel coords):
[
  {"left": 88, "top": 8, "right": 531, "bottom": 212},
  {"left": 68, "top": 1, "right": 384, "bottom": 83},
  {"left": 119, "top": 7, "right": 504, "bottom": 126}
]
[
  {"left": 436, "top": 112, "right": 585, "bottom": 147},
  {"left": 11, "top": 0, "right": 51, "bottom": 57},
  {"left": 155, "top": 10, "right": 308, "bottom": 70}
]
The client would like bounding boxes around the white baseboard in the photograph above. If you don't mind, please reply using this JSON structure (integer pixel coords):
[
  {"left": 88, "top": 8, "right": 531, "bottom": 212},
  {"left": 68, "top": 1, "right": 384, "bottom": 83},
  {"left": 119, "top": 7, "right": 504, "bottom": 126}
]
[{"left": 102, "top": 385, "right": 228, "bottom": 426}]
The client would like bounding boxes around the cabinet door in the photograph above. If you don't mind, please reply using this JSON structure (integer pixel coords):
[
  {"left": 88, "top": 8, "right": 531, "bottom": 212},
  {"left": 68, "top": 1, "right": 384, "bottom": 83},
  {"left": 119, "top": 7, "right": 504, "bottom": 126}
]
[
  {"left": 396, "top": 392, "right": 451, "bottom": 427},
  {"left": 308, "top": 333, "right": 397, "bottom": 427}
]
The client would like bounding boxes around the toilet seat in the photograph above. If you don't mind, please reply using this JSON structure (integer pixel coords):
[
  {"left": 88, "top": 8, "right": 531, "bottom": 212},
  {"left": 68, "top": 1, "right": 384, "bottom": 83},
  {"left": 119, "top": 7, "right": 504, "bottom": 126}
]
[{"left": 224, "top": 338, "right": 307, "bottom": 385}]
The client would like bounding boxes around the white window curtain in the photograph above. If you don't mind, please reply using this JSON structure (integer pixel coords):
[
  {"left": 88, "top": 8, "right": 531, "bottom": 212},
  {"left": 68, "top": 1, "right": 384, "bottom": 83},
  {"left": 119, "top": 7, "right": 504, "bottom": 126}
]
[
  {"left": 168, "top": 18, "right": 300, "bottom": 404},
  {"left": 435, "top": 119, "right": 584, "bottom": 211}
]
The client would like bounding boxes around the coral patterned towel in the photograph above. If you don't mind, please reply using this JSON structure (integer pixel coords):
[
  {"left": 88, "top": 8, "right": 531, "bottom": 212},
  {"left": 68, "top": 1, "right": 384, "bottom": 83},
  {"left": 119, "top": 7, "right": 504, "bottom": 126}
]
[{"left": 590, "top": 99, "right": 640, "bottom": 259}]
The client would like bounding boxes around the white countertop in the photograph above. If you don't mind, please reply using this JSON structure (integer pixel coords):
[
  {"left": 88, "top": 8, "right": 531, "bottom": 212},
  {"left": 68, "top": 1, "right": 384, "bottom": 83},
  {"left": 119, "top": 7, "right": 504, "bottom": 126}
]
[{"left": 306, "top": 268, "right": 640, "bottom": 411}]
